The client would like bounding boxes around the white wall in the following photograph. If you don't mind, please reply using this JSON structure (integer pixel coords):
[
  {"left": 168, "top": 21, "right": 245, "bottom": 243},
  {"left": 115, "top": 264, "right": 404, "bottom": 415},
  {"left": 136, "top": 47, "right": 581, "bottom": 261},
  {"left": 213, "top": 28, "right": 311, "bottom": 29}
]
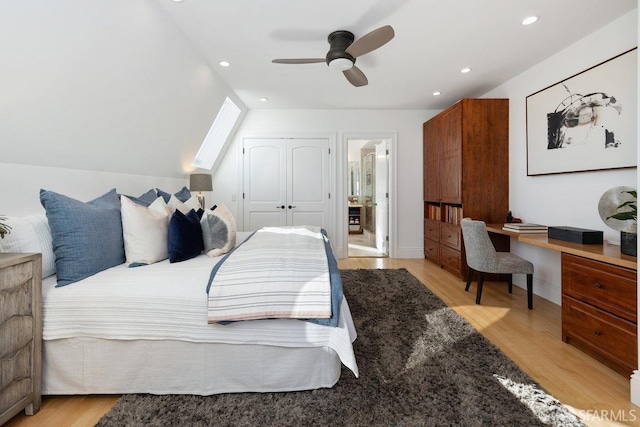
[
  {"left": 211, "top": 109, "right": 437, "bottom": 258},
  {"left": 0, "top": 0, "right": 245, "bottom": 211},
  {"left": 484, "top": 10, "right": 638, "bottom": 304}
]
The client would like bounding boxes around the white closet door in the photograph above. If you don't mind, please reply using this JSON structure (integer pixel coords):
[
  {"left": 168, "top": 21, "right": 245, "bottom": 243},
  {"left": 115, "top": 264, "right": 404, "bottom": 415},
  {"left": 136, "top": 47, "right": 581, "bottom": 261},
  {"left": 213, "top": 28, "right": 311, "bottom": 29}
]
[
  {"left": 243, "top": 138, "right": 329, "bottom": 231},
  {"left": 243, "top": 138, "right": 287, "bottom": 230},
  {"left": 287, "top": 139, "right": 329, "bottom": 228}
]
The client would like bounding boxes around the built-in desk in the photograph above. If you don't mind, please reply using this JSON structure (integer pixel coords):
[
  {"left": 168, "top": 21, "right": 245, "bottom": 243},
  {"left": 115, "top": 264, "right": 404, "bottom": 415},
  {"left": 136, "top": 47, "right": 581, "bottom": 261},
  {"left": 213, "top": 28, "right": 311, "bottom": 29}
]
[
  {"left": 486, "top": 224, "right": 637, "bottom": 270},
  {"left": 487, "top": 224, "right": 638, "bottom": 377}
]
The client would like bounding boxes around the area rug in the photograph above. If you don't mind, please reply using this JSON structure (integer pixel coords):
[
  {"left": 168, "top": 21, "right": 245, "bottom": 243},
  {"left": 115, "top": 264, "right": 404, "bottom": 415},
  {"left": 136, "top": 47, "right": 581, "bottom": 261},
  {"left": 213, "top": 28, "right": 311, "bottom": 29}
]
[{"left": 97, "top": 268, "right": 583, "bottom": 427}]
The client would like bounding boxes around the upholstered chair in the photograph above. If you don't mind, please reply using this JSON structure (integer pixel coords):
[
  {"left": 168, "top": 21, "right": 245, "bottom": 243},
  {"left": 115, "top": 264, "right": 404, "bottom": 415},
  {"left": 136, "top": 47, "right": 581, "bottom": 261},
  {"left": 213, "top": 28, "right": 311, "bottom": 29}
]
[{"left": 460, "top": 218, "right": 534, "bottom": 309}]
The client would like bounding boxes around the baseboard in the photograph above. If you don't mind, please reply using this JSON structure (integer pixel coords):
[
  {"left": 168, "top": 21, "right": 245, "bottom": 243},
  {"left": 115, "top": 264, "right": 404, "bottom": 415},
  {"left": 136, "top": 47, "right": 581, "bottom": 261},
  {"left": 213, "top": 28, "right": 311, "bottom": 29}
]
[
  {"left": 393, "top": 247, "right": 424, "bottom": 259},
  {"left": 630, "top": 371, "right": 640, "bottom": 407}
]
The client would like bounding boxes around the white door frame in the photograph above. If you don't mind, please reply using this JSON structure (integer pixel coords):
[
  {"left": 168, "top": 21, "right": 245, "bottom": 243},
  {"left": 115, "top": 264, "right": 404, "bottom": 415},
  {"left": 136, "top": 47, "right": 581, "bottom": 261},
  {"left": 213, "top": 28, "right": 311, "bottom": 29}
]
[
  {"left": 341, "top": 132, "right": 397, "bottom": 259},
  {"left": 237, "top": 133, "right": 338, "bottom": 243}
]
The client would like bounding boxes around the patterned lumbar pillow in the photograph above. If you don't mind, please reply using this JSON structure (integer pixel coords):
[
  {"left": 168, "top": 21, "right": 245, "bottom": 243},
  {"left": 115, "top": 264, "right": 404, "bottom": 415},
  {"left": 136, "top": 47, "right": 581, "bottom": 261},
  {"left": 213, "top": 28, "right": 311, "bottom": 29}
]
[
  {"left": 120, "top": 196, "right": 170, "bottom": 267},
  {"left": 201, "top": 203, "right": 236, "bottom": 257}
]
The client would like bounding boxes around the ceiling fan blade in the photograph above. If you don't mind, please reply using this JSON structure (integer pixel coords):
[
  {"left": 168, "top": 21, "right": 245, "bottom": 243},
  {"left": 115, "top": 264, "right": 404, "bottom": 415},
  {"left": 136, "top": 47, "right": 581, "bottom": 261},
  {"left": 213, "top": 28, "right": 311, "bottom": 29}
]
[
  {"left": 345, "top": 25, "right": 394, "bottom": 58},
  {"left": 343, "top": 65, "right": 368, "bottom": 87},
  {"left": 272, "top": 58, "right": 325, "bottom": 64}
]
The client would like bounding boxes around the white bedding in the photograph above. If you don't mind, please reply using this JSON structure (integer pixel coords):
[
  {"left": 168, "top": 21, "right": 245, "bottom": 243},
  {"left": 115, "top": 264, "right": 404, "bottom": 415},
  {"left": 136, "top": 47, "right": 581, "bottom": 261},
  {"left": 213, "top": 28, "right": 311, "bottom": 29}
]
[{"left": 41, "top": 234, "right": 359, "bottom": 378}]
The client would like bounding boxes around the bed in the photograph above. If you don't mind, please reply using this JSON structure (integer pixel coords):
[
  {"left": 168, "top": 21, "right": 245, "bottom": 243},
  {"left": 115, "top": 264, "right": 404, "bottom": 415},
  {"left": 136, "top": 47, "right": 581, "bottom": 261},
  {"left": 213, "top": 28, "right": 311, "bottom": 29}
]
[
  {"left": 40, "top": 231, "right": 358, "bottom": 395},
  {"left": 1, "top": 188, "right": 358, "bottom": 396}
]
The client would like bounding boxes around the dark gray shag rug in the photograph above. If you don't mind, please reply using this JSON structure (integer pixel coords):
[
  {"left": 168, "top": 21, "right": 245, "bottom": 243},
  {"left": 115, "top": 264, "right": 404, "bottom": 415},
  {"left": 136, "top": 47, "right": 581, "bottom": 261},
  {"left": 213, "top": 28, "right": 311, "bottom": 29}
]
[{"left": 97, "top": 268, "right": 583, "bottom": 427}]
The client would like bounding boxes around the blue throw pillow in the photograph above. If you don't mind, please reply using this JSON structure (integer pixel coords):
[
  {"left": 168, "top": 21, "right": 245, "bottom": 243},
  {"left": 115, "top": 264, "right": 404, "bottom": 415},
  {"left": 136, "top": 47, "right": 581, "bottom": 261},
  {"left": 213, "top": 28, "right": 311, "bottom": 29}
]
[
  {"left": 157, "top": 186, "right": 191, "bottom": 203},
  {"left": 168, "top": 209, "right": 204, "bottom": 263},
  {"left": 40, "top": 188, "right": 125, "bottom": 287},
  {"left": 120, "top": 189, "right": 158, "bottom": 207}
]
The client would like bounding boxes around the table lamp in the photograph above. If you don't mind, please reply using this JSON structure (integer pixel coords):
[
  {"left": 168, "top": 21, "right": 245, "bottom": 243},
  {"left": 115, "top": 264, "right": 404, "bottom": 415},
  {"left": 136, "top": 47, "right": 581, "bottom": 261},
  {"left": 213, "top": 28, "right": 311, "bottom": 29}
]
[{"left": 189, "top": 173, "right": 213, "bottom": 209}]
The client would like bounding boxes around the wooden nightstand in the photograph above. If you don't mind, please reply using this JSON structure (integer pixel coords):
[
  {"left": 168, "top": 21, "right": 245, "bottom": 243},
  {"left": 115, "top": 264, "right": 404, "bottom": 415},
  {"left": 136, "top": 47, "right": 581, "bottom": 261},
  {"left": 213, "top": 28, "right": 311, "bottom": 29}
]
[{"left": 0, "top": 253, "right": 42, "bottom": 425}]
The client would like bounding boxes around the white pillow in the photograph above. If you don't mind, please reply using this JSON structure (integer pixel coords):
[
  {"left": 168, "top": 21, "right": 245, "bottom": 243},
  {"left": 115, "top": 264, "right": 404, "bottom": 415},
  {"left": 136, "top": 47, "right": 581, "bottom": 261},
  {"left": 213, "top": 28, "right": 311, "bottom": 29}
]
[
  {"left": 167, "top": 195, "right": 201, "bottom": 214},
  {"left": 121, "top": 196, "right": 171, "bottom": 267},
  {"left": 201, "top": 203, "right": 237, "bottom": 257},
  {"left": 0, "top": 215, "right": 56, "bottom": 278}
]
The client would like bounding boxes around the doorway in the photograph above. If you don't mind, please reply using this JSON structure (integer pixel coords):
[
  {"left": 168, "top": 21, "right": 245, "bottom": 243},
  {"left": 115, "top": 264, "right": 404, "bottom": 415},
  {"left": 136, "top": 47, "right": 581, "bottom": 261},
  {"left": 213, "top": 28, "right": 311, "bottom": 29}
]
[{"left": 347, "top": 137, "right": 390, "bottom": 258}]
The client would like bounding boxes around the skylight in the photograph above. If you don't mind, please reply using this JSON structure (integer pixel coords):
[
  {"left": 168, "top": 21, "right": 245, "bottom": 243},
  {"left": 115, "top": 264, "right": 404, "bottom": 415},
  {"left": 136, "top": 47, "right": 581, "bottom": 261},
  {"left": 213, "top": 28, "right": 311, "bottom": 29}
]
[{"left": 191, "top": 97, "right": 241, "bottom": 170}]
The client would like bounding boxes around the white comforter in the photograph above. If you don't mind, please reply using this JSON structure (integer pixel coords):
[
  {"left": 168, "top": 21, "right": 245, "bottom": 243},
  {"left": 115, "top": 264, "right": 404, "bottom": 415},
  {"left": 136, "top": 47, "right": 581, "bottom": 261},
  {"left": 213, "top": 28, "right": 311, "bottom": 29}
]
[{"left": 42, "top": 235, "right": 358, "bottom": 377}]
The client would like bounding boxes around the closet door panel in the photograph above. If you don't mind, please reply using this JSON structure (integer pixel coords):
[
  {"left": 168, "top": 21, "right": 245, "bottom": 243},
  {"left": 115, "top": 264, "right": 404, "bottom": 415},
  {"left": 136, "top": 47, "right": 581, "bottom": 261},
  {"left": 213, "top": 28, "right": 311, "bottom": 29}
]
[
  {"left": 243, "top": 138, "right": 287, "bottom": 230},
  {"left": 287, "top": 139, "right": 329, "bottom": 228}
]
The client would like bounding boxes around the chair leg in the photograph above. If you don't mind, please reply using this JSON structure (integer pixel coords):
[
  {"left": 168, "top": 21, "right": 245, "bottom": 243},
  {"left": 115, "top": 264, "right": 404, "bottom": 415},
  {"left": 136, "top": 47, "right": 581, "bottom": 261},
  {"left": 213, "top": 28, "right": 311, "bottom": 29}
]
[
  {"left": 527, "top": 274, "right": 533, "bottom": 310},
  {"left": 475, "top": 272, "right": 484, "bottom": 304},
  {"left": 465, "top": 267, "right": 474, "bottom": 292},
  {"left": 508, "top": 274, "right": 513, "bottom": 294}
]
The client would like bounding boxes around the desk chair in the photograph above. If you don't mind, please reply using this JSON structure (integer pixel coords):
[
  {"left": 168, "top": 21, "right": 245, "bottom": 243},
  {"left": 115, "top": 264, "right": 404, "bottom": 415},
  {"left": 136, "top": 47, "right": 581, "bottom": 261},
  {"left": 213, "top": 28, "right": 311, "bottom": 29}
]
[{"left": 460, "top": 218, "right": 534, "bottom": 309}]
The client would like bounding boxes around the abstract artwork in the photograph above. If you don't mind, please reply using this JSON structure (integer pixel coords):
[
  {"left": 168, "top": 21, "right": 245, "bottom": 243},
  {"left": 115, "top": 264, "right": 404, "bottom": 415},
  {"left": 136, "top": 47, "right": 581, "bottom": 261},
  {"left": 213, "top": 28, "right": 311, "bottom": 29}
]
[{"left": 526, "top": 48, "right": 637, "bottom": 175}]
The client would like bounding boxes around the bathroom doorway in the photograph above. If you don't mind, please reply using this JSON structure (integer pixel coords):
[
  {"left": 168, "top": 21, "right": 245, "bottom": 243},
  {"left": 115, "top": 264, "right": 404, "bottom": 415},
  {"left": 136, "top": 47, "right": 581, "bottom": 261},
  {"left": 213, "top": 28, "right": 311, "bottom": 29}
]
[{"left": 347, "top": 137, "right": 390, "bottom": 258}]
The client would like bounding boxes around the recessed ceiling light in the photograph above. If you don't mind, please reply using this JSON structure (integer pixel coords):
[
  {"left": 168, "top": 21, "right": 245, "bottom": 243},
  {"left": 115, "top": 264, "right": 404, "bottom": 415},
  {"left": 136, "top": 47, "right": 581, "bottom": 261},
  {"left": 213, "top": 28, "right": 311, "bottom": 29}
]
[
  {"left": 432, "top": 91, "right": 441, "bottom": 96},
  {"left": 260, "top": 97, "right": 269, "bottom": 102},
  {"left": 521, "top": 16, "right": 538, "bottom": 25},
  {"left": 219, "top": 61, "right": 230, "bottom": 67},
  {"left": 460, "top": 67, "right": 472, "bottom": 74}
]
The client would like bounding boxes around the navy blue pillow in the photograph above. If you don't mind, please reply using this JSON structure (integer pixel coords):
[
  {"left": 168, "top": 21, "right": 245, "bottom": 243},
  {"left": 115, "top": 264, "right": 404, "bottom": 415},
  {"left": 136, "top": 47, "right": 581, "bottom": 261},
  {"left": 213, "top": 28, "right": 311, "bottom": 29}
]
[
  {"left": 40, "top": 188, "right": 125, "bottom": 286},
  {"left": 168, "top": 209, "right": 204, "bottom": 263},
  {"left": 157, "top": 186, "right": 191, "bottom": 203}
]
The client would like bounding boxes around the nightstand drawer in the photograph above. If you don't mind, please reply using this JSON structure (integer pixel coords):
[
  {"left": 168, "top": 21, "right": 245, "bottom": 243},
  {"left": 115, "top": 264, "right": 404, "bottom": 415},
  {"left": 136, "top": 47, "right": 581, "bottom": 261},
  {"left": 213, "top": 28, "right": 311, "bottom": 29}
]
[
  {"left": 562, "top": 296, "right": 637, "bottom": 376},
  {"left": 0, "top": 261, "right": 34, "bottom": 292},
  {"left": 562, "top": 253, "right": 636, "bottom": 322}
]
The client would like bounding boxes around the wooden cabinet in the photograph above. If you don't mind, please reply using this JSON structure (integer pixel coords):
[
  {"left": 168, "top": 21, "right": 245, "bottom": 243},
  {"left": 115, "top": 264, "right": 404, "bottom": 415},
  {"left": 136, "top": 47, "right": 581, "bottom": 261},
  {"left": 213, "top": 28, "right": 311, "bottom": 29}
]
[
  {"left": 0, "top": 253, "right": 42, "bottom": 425},
  {"left": 423, "top": 98, "right": 510, "bottom": 279},
  {"left": 348, "top": 205, "right": 363, "bottom": 234},
  {"left": 561, "top": 253, "right": 637, "bottom": 377}
]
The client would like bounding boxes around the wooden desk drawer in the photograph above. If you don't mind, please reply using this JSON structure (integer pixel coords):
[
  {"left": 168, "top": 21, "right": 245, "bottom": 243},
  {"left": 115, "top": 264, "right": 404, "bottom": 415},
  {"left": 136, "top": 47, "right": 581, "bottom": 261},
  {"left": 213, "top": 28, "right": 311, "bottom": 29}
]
[
  {"left": 440, "top": 222, "right": 461, "bottom": 251},
  {"left": 424, "top": 219, "right": 440, "bottom": 242},
  {"left": 562, "top": 253, "right": 637, "bottom": 322},
  {"left": 562, "top": 296, "right": 637, "bottom": 377}
]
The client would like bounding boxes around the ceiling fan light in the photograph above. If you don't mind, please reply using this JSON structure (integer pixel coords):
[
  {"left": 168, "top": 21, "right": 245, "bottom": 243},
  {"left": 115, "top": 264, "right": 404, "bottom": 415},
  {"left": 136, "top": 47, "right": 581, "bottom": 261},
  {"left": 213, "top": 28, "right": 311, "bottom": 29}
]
[{"left": 328, "top": 57, "right": 353, "bottom": 71}]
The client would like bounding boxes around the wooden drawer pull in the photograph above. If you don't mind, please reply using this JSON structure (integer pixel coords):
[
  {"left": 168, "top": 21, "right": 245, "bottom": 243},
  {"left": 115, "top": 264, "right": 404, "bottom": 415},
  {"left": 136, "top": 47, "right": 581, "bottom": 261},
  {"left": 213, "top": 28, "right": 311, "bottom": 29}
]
[{"left": 594, "top": 330, "right": 602, "bottom": 336}]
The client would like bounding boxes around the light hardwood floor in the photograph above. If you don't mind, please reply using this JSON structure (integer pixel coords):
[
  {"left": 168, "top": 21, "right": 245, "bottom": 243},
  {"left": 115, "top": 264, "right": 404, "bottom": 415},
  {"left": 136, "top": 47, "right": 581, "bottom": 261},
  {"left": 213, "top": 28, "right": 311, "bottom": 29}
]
[{"left": 7, "top": 258, "right": 639, "bottom": 427}]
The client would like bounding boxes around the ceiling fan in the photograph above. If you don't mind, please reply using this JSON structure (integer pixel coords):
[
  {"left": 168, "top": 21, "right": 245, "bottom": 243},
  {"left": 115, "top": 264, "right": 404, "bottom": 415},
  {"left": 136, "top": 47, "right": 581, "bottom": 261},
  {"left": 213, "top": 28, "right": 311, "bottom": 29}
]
[{"left": 272, "top": 25, "right": 395, "bottom": 87}]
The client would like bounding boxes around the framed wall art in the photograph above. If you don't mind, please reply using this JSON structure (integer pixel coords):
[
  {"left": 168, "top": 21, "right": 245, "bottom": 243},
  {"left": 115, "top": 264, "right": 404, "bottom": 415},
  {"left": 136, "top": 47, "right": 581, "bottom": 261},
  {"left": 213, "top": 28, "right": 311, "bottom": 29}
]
[{"left": 526, "top": 48, "right": 637, "bottom": 176}]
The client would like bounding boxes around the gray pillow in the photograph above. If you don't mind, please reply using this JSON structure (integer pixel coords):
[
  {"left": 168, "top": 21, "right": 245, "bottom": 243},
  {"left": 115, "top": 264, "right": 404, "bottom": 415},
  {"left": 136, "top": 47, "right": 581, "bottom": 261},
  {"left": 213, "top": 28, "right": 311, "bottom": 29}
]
[{"left": 40, "top": 188, "right": 124, "bottom": 287}]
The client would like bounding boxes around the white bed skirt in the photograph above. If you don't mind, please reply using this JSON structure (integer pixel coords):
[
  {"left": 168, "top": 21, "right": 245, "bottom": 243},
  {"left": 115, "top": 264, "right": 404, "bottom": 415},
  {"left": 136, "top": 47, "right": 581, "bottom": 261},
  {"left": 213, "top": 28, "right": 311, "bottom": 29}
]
[{"left": 43, "top": 338, "right": 342, "bottom": 395}]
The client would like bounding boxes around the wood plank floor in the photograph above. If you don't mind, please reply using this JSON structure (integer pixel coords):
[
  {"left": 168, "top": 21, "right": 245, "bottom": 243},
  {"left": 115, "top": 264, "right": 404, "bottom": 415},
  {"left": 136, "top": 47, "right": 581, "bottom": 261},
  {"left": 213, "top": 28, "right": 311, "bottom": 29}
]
[{"left": 6, "top": 258, "right": 639, "bottom": 427}]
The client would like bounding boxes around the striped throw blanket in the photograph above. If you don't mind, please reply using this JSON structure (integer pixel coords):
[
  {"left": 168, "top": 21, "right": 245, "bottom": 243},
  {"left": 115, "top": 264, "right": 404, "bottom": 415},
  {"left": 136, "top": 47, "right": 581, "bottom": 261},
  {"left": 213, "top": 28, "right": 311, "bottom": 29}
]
[{"left": 206, "top": 226, "right": 333, "bottom": 323}]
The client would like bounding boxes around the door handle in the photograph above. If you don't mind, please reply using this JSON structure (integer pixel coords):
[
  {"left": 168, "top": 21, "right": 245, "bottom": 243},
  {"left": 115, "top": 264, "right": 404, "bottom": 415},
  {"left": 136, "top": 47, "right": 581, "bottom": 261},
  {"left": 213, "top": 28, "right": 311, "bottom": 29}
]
[
  {"left": 288, "top": 205, "right": 296, "bottom": 209},
  {"left": 276, "top": 205, "right": 285, "bottom": 209}
]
